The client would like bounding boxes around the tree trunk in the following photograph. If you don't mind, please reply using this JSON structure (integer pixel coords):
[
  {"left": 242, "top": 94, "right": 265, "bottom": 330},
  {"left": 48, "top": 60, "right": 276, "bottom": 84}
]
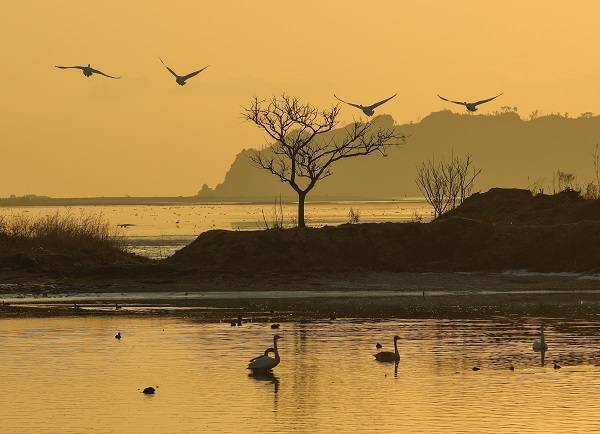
[{"left": 297, "top": 191, "right": 306, "bottom": 228}]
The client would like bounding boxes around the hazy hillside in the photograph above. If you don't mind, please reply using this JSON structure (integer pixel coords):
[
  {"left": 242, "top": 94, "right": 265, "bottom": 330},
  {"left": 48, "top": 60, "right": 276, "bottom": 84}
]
[{"left": 198, "top": 111, "right": 600, "bottom": 200}]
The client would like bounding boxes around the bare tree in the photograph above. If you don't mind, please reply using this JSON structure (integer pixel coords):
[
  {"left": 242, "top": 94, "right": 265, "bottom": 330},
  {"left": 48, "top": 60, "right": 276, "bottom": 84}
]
[
  {"left": 242, "top": 94, "right": 404, "bottom": 228},
  {"left": 415, "top": 157, "right": 450, "bottom": 218},
  {"left": 415, "top": 153, "right": 482, "bottom": 218}
]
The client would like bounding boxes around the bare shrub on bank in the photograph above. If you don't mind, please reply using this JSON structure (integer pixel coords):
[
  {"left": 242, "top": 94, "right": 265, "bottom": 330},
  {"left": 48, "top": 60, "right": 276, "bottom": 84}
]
[
  {"left": 260, "top": 196, "right": 287, "bottom": 230},
  {"left": 0, "top": 211, "right": 123, "bottom": 251},
  {"left": 593, "top": 144, "right": 600, "bottom": 196},
  {"left": 554, "top": 170, "right": 577, "bottom": 192},
  {"left": 415, "top": 153, "right": 482, "bottom": 218},
  {"left": 347, "top": 208, "right": 361, "bottom": 224}
]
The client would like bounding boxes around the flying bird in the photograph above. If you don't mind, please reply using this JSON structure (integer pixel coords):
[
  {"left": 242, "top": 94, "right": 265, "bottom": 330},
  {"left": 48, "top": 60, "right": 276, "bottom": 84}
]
[
  {"left": 159, "top": 58, "right": 209, "bottom": 86},
  {"left": 333, "top": 93, "right": 397, "bottom": 116},
  {"left": 54, "top": 64, "right": 120, "bottom": 79},
  {"left": 437, "top": 93, "right": 502, "bottom": 112}
]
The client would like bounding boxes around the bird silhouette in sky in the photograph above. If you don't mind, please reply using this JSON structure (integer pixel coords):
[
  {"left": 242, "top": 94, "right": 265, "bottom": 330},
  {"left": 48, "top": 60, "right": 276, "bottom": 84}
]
[
  {"left": 54, "top": 64, "right": 120, "bottom": 79},
  {"left": 160, "top": 58, "right": 209, "bottom": 86},
  {"left": 437, "top": 93, "right": 503, "bottom": 112},
  {"left": 333, "top": 93, "right": 397, "bottom": 116}
]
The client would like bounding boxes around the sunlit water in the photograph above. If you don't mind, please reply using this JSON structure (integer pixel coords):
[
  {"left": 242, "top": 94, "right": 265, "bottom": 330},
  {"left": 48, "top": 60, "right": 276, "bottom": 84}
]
[
  {"left": 1, "top": 201, "right": 431, "bottom": 258},
  {"left": 2, "top": 317, "right": 600, "bottom": 433}
]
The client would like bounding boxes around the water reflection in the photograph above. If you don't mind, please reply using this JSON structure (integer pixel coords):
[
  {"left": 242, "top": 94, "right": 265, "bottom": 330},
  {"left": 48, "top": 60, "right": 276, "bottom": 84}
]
[
  {"left": 248, "top": 371, "right": 280, "bottom": 393},
  {"left": 3, "top": 317, "right": 600, "bottom": 433}
]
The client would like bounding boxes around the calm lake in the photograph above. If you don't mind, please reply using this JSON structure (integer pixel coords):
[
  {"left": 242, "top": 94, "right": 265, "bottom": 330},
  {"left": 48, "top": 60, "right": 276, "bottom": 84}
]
[
  {"left": 1, "top": 201, "right": 431, "bottom": 258},
  {"left": 2, "top": 316, "right": 600, "bottom": 433}
]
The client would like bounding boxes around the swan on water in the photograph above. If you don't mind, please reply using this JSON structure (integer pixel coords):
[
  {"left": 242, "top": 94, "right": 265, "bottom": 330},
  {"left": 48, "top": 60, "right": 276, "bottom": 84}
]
[
  {"left": 532, "top": 324, "right": 548, "bottom": 352},
  {"left": 333, "top": 93, "right": 397, "bottom": 116},
  {"left": 248, "top": 335, "right": 283, "bottom": 371},
  {"left": 437, "top": 93, "right": 502, "bottom": 112},
  {"left": 374, "top": 335, "right": 400, "bottom": 362}
]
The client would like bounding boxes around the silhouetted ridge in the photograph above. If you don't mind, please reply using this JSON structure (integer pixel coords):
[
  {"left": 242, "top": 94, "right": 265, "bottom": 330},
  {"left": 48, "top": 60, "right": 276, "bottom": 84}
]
[{"left": 198, "top": 111, "right": 600, "bottom": 199}]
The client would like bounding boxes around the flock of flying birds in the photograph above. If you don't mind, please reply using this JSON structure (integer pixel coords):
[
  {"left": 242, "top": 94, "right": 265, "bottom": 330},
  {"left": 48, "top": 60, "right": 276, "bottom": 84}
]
[
  {"left": 54, "top": 59, "right": 209, "bottom": 86},
  {"left": 54, "top": 61, "right": 503, "bottom": 115}
]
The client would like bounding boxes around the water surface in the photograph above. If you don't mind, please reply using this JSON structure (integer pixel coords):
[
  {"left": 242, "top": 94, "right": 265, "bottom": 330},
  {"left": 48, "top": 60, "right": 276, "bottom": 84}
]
[{"left": 2, "top": 317, "right": 600, "bottom": 433}]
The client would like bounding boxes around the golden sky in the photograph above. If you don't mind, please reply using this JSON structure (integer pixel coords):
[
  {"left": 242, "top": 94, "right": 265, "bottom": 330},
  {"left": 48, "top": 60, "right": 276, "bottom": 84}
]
[{"left": 2, "top": 0, "right": 600, "bottom": 196}]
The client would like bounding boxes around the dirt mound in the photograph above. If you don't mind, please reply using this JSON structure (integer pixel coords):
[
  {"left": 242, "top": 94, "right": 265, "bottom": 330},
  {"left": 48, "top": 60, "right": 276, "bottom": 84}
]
[
  {"left": 0, "top": 238, "right": 150, "bottom": 276},
  {"left": 171, "top": 189, "right": 600, "bottom": 273},
  {"left": 444, "top": 188, "right": 600, "bottom": 225},
  {"left": 169, "top": 215, "right": 600, "bottom": 273}
]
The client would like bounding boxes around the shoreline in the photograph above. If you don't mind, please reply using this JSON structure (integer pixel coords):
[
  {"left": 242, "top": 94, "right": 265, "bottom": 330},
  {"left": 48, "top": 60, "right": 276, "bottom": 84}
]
[{"left": 3, "top": 271, "right": 600, "bottom": 320}]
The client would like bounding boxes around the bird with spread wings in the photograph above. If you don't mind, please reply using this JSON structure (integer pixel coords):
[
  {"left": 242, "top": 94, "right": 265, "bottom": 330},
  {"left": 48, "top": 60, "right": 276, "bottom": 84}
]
[
  {"left": 333, "top": 93, "right": 397, "bottom": 116},
  {"left": 159, "top": 58, "right": 209, "bottom": 86},
  {"left": 55, "top": 64, "right": 120, "bottom": 79},
  {"left": 437, "top": 93, "right": 503, "bottom": 112}
]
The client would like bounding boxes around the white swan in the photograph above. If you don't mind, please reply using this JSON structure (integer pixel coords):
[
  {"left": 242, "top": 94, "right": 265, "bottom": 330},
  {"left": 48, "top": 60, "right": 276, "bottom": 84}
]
[
  {"left": 248, "top": 335, "right": 282, "bottom": 371},
  {"left": 374, "top": 335, "right": 400, "bottom": 362},
  {"left": 532, "top": 324, "right": 548, "bottom": 352}
]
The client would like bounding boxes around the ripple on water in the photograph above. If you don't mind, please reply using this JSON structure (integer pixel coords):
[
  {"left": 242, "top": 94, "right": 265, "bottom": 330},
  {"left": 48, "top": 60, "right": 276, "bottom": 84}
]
[{"left": 2, "top": 317, "right": 600, "bottom": 433}]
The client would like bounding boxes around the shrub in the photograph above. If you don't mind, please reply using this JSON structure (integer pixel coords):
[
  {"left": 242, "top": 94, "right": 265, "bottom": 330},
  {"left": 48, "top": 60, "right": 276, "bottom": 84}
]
[{"left": 0, "top": 211, "right": 123, "bottom": 251}]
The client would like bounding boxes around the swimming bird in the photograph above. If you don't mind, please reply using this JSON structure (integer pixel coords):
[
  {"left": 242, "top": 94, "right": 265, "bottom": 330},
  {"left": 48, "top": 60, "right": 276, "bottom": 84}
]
[
  {"left": 248, "top": 335, "right": 283, "bottom": 371},
  {"left": 532, "top": 324, "right": 548, "bottom": 352},
  {"left": 375, "top": 343, "right": 382, "bottom": 350},
  {"left": 509, "top": 365, "right": 515, "bottom": 371},
  {"left": 553, "top": 362, "right": 561, "bottom": 370},
  {"left": 437, "top": 93, "right": 502, "bottom": 112},
  {"left": 115, "top": 332, "right": 121, "bottom": 340},
  {"left": 142, "top": 386, "right": 156, "bottom": 395},
  {"left": 472, "top": 366, "right": 481, "bottom": 371},
  {"left": 115, "top": 303, "right": 122, "bottom": 310},
  {"left": 159, "top": 58, "right": 209, "bottom": 86},
  {"left": 334, "top": 93, "right": 397, "bottom": 116},
  {"left": 270, "top": 323, "right": 280, "bottom": 329},
  {"left": 55, "top": 64, "right": 120, "bottom": 79},
  {"left": 374, "top": 335, "right": 400, "bottom": 362}
]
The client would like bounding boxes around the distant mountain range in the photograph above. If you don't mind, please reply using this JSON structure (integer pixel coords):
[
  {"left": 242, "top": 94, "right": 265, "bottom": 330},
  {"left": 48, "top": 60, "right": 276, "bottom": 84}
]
[{"left": 198, "top": 110, "right": 600, "bottom": 200}]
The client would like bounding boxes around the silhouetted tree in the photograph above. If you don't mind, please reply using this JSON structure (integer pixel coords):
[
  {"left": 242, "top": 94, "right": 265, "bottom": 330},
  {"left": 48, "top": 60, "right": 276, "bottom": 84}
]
[
  {"left": 243, "top": 94, "right": 404, "bottom": 228},
  {"left": 415, "top": 153, "right": 481, "bottom": 218}
]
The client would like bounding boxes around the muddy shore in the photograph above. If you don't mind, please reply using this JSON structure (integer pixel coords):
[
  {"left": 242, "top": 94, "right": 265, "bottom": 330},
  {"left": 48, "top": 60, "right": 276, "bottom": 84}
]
[{"left": 2, "top": 271, "right": 600, "bottom": 320}]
